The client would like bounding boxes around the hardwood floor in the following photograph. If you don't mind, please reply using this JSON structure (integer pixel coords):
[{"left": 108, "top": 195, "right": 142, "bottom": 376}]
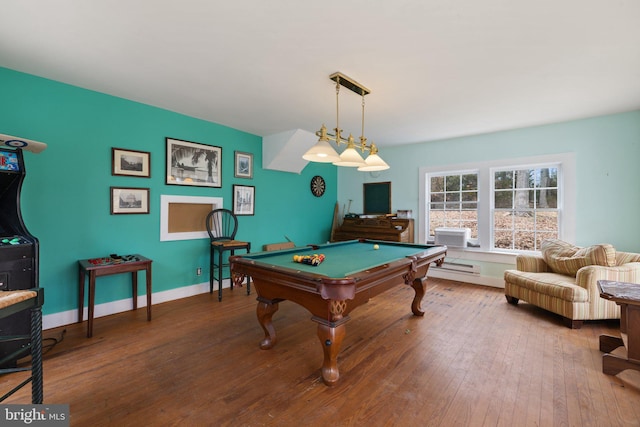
[{"left": 3, "top": 279, "right": 640, "bottom": 426}]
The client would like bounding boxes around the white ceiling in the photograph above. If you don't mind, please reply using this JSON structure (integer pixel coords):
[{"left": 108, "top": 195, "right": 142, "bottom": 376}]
[{"left": 2, "top": 1, "right": 639, "bottom": 147}]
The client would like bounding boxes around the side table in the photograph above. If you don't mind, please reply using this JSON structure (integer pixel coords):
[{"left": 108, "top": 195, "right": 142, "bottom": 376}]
[
  {"left": 78, "top": 254, "right": 152, "bottom": 338},
  {"left": 597, "top": 280, "right": 640, "bottom": 375}
]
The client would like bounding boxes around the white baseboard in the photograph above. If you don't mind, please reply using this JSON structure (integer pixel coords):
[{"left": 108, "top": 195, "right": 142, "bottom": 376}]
[
  {"left": 43, "top": 272, "right": 502, "bottom": 331},
  {"left": 427, "top": 269, "right": 504, "bottom": 288},
  {"left": 43, "top": 279, "right": 236, "bottom": 331}
]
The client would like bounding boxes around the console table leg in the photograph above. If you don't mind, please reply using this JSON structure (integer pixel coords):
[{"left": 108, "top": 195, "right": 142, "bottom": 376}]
[
  {"left": 78, "top": 269, "right": 85, "bottom": 323},
  {"left": 87, "top": 273, "right": 96, "bottom": 338},
  {"left": 146, "top": 266, "right": 152, "bottom": 321},
  {"left": 131, "top": 271, "right": 138, "bottom": 310}
]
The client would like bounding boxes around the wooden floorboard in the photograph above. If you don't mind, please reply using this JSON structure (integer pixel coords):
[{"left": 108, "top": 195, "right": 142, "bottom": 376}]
[{"left": 2, "top": 279, "right": 640, "bottom": 426}]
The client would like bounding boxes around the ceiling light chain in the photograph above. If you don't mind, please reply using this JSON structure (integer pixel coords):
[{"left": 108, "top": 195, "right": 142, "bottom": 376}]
[
  {"left": 302, "top": 72, "right": 389, "bottom": 171},
  {"left": 360, "top": 93, "right": 367, "bottom": 152}
]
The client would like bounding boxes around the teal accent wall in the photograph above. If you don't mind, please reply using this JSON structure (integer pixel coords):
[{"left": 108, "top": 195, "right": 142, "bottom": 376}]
[
  {"left": 339, "top": 110, "right": 640, "bottom": 253},
  {"left": 0, "top": 67, "right": 337, "bottom": 316}
]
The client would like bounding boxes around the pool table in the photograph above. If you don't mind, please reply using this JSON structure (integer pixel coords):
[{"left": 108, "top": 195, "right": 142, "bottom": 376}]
[{"left": 230, "top": 239, "right": 447, "bottom": 386}]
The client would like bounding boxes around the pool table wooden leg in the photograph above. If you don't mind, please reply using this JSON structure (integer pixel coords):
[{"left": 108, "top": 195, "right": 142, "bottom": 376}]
[
  {"left": 410, "top": 276, "right": 427, "bottom": 316},
  {"left": 317, "top": 322, "right": 346, "bottom": 386},
  {"left": 257, "top": 298, "right": 279, "bottom": 350}
]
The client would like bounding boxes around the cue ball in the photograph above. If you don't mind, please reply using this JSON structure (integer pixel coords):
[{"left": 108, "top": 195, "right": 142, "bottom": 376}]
[{"left": 373, "top": 244, "right": 379, "bottom": 250}]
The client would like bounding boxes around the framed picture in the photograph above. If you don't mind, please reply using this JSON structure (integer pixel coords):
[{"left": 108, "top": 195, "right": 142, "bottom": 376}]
[
  {"left": 166, "top": 137, "right": 222, "bottom": 187},
  {"left": 234, "top": 151, "right": 253, "bottom": 179},
  {"left": 112, "top": 148, "right": 150, "bottom": 177},
  {"left": 233, "top": 184, "right": 255, "bottom": 216},
  {"left": 111, "top": 187, "right": 150, "bottom": 214}
]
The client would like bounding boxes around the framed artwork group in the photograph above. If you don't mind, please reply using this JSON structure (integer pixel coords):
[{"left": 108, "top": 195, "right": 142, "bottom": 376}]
[
  {"left": 109, "top": 138, "right": 255, "bottom": 215},
  {"left": 111, "top": 147, "right": 151, "bottom": 215}
]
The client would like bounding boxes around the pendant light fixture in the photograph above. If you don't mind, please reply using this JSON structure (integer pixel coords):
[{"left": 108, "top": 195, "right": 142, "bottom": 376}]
[{"left": 302, "top": 72, "right": 389, "bottom": 171}]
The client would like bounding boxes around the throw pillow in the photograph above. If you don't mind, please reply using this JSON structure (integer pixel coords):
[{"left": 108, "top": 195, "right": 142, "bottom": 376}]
[
  {"left": 541, "top": 239, "right": 581, "bottom": 275},
  {"left": 541, "top": 239, "right": 616, "bottom": 276},
  {"left": 573, "top": 244, "right": 616, "bottom": 267}
]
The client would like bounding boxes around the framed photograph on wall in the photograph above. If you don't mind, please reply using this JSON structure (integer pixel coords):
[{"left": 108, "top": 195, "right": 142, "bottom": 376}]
[
  {"left": 111, "top": 187, "right": 150, "bottom": 214},
  {"left": 234, "top": 151, "right": 253, "bottom": 179},
  {"left": 166, "top": 137, "right": 222, "bottom": 187},
  {"left": 112, "top": 148, "right": 150, "bottom": 177},
  {"left": 233, "top": 184, "right": 255, "bottom": 216}
]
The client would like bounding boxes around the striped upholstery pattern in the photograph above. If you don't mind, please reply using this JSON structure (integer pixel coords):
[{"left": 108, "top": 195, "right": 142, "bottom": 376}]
[
  {"left": 504, "top": 244, "right": 640, "bottom": 324},
  {"left": 504, "top": 271, "right": 588, "bottom": 301},
  {"left": 516, "top": 254, "right": 548, "bottom": 273},
  {"left": 540, "top": 239, "right": 616, "bottom": 276},
  {"left": 616, "top": 252, "right": 640, "bottom": 265}
]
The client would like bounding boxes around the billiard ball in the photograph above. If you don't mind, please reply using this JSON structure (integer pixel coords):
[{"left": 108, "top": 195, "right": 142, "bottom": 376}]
[{"left": 373, "top": 244, "right": 379, "bottom": 250}]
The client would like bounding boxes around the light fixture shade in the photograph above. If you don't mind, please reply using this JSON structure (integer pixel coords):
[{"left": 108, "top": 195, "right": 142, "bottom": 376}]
[
  {"left": 334, "top": 147, "right": 365, "bottom": 167},
  {"left": 357, "top": 153, "right": 390, "bottom": 171},
  {"left": 302, "top": 139, "right": 341, "bottom": 163}
]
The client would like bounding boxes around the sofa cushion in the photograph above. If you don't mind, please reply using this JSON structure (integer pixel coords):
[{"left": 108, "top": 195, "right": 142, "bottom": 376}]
[
  {"left": 541, "top": 239, "right": 616, "bottom": 276},
  {"left": 504, "top": 270, "right": 589, "bottom": 302}
]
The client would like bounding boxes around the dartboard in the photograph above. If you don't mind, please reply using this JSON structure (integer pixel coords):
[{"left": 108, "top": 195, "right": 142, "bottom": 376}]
[{"left": 310, "top": 175, "right": 326, "bottom": 197}]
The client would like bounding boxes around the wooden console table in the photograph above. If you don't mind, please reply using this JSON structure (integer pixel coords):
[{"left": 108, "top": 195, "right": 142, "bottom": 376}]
[
  {"left": 78, "top": 255, "right": 152, "bottom": 338},
  {"left": 597, "top": 280, "right": 640, "bottom": 375}
]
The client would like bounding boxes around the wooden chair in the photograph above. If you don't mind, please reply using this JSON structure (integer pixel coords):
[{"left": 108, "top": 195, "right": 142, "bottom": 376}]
[
  {"left": 205, "top": 209, "right": 251, "bottom": 302},
  {"left": 0, "top": 287, "right": 44, "bottom": 403}
]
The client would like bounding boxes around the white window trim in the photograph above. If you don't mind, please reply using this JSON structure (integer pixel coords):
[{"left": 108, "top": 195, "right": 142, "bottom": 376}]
[
  {"left": 419, "top": 153, "right": 576, "bottom": 262},
  {"left": 427, "top": 169, "right": 479, "bottom": 234}
]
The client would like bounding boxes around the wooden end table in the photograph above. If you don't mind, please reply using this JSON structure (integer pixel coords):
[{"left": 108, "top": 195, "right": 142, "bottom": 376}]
[
  {"left": 597, "top": 280, "right": 640, "bottom": 375},
  {"left": 78, "top": 254, "right": 152, "bottom": 338}
]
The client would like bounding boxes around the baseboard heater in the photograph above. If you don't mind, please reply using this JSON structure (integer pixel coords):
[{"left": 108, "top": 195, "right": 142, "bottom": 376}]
[{"left": 435, "top": 261, "right": 480, "bottom": 275}]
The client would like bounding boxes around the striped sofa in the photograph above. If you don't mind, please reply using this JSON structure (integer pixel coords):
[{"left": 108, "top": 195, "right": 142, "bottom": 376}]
[{"left": 504, "top": 240, "right": 640, "bottom": 328}]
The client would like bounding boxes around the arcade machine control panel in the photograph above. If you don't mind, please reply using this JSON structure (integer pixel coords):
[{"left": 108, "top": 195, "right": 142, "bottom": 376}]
[{"left": 0, "top": 235, "right": 31, "bottom": 246}]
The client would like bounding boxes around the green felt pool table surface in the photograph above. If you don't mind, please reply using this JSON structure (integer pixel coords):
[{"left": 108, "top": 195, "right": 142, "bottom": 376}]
[{"left": 237, "top": 239, "right": 441, "bottom": 278}]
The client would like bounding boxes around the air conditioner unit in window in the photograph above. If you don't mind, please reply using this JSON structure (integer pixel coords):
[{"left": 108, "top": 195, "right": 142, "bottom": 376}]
[{"left": 434, "top": 227, "right": 470, "bottom": 248}]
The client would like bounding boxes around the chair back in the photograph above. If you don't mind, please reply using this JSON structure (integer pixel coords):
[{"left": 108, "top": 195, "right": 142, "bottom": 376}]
[{"left": 206, "top": 209, "right": 238, "bottom": 241}]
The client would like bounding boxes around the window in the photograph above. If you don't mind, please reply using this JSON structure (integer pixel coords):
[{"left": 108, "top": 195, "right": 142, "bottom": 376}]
[
  {"left": 420, "top": 153, "right": 574, "bottom": 255},
  {"left": 492, "top": 166, "right": 559, "bottom": 251},
  {"left": 428, "top": 171, "right": 478, "bottom": 240}
]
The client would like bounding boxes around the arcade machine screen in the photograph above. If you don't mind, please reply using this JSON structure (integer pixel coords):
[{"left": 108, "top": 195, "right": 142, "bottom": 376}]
[{"left": 0, "top": 149, "right": 20, "bottom": 173}]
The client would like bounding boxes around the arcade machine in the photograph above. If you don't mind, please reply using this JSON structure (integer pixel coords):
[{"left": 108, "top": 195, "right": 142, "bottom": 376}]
[{"left": 0, "top": 133, "right": 47, "bottom": 367}]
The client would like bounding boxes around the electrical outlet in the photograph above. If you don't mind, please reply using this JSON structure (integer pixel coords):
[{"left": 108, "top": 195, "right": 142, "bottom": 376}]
[{"left": 196, "top": 267, "right": 202, "bottom": 276}]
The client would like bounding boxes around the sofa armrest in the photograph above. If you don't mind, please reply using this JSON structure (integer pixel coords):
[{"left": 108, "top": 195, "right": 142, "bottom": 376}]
[
  {"left": 576, "top": 262, "right": 640, "bottom": 298},
  {"left": 516, "top": 254, "right": 549, "bottom": 272}
]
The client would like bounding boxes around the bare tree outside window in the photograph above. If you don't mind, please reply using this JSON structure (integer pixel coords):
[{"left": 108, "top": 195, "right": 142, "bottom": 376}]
[{"left": 493, "top": 166, "right": 559, "bottom": 251}]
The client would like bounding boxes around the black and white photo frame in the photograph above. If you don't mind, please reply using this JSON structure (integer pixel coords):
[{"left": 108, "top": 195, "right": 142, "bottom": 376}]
[
  {"left": 233, "top": 184, "right": 255, "bottom": 216},
  {"left": 166, "top": 137, "right": 222, "bottom": 187}
]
